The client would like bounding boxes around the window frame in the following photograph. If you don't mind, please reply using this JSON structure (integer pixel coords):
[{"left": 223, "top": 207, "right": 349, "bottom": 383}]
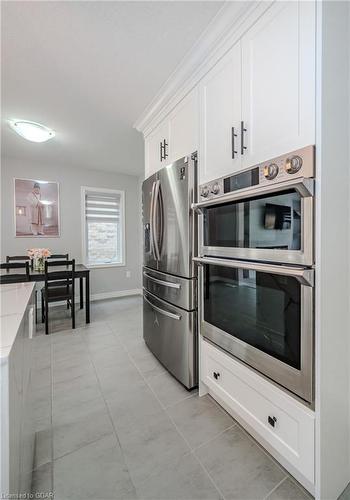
[{"left": 81, "top": 186, "right": 126, "bottom": 269}]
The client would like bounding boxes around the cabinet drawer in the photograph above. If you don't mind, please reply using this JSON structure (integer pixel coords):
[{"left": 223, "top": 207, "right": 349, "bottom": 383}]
[{"left": 201, "top": 340, "right": 315, "bottom": 484}]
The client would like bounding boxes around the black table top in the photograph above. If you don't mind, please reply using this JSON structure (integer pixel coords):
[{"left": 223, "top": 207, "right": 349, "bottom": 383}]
[{"left": 0, "top": 264, "right": 89, "bottom": 284}]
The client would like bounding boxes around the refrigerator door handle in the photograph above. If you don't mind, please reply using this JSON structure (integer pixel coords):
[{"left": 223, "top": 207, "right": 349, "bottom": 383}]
[
  {"left": 149, "top": 181, "right": 156, "bottom": 260},
  {"left": 143, "top": 271, "right": 181, "bottom": 289},
  {"left": 152, "top": 180, "right": 161, "bottom": 261},
  {"left": 144, "top": 294, "right": 181, "bottom": 320}
]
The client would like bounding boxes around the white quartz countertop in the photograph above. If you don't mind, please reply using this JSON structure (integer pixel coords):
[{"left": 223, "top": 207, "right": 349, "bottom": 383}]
[{"left": 0, "top": 283, "right": 35, "bottom": 358}]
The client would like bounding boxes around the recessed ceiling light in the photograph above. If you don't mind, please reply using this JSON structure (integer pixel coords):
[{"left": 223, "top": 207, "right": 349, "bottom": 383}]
[{"left": 9, "top": 120, "right": 55, "bottom": 143}]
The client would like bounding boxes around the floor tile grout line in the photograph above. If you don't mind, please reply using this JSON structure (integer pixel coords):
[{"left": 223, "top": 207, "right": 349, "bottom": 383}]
[
  {"left": 52, "top": 431, "right": 115, "bottom": 463},
  {"left": 122, "top": 337, "right": 227, "bottom": 500},
  {"left": 118, "top": 328, "right": 288, "bottom": 500},
  {"left": 189, "top": 449, "right": 228, "bottom": 500},
  {"left": 119, "top": 329, "right": 237, "bottom": 457},
  {"left": 227, "top": 414, "right": 295, "bottom": 481},
  {"left": 263, "top": 476, "right": 288, "bottom": 500},
  {"left": 192, "top": 423, "right": 237, "bottom": 453},
  {"left": 82, "top": 330, "right": 139, "bottom": 496}
]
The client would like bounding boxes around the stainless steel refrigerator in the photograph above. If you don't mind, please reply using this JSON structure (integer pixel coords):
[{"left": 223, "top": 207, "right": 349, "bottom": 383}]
[{"left": 142, "top": 153, "right": 197, "bottom": 389}]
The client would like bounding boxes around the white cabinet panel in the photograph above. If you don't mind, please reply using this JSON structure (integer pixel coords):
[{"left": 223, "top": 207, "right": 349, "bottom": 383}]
[
  {"left": 169, "top": 88, "right": 199, "bottom": 162},
  {"left": 241, "top": 1, "right": 315, "bottom": 168},
  {"left": 144, "top": 121, "right": 170, "bottom": 178},
  {"left": 201, "top": 340, "right": 315, "bottom": 486},
  {"left": 199, "top": 42, "right": 241, "bottom": 185}
]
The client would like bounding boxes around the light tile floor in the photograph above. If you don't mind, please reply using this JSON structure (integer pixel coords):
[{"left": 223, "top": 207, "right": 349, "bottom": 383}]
[{"left": 31, "top": 296, "right": 316, "bottom": 500}]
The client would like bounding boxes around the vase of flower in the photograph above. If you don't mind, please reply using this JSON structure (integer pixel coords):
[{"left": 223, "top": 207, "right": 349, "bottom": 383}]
[{"left": 28, "top": 248, "right": 52, "bottom": 272}]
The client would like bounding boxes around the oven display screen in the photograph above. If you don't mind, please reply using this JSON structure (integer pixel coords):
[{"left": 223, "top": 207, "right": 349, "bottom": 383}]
[
  {"left": 224, "top": 167, "right": 259, "bottom": 193},
  {"left": 203, "top": 265, "right": 301, "bottom": 370}
]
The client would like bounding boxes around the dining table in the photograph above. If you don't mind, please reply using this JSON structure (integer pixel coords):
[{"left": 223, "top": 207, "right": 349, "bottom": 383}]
[{"left": 0, "top": 263, "right": 90, "bottom": 323}]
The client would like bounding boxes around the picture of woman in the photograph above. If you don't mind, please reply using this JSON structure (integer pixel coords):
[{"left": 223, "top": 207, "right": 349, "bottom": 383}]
[
  {"left": 27, "top": 182, "right": 44, "bottom": 235},
  {"left": 14, "top": 178, "right": 60, "bottom": 237}
]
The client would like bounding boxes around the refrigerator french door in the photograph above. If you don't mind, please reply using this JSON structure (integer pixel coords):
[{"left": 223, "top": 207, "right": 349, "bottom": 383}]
[{"left": 142, "top": 153, "right": 198, "bottom": 389}]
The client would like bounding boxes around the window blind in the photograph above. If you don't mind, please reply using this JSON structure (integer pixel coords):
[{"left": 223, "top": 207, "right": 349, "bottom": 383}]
[
  {"left": 83, "top": 189, "right": 124, "bottom": 266},
  {"left": 85, "top": 192, "right": 121, "bottom": 222}
]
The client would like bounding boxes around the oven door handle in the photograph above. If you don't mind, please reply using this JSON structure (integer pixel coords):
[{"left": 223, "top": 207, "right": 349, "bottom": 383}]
[
  {"left": 143, "top": 272, "right": 181, "bottom": 289},
  {"left": 192, "top": 178, "right": 314, "bottom": 212},
  {"left": 193, "top": 257, "right": 314, "bottom": 287},
  {"left": 144, "top": 294, "right": 181, "bottom": 320}
]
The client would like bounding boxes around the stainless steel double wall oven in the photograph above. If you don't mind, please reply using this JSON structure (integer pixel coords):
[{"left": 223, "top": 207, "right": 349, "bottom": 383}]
[
  {"left": 193, "top": 146, "right": 315, "bottom": 403},
  {"left": 142, "top": 154, "right": 198, "bottom": 389}
]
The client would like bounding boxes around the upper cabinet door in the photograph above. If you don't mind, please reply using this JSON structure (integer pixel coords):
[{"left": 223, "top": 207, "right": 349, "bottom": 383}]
[
  {"left": 145, "top": 121, "right": 170, "bottom": 178},
  {"left": 241, "top": 1, "right": 315, "bottom": 168},
  {"left": 169, "top": 88, "right": 199, "bottom": 162},
  {"left": 199, "top": 41, "right": 242, "bottom": 185}
]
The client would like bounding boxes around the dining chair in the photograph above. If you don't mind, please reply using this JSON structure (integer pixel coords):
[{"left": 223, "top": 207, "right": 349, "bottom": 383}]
[
  {"left": 48, "top": 254, "right": 69, "bottom": 260},
  {"left": 6, "top": 254, "right": 31, "bottom": 264},
  {"left": 0, "top": 262, "right": 30, "bottom": 283},
  {"left": 47, "top": 254, "right": 71, "bottom": 310},
  {"left": 41, "top": 259, "right": 75, "bottom": 335},
  {"left": 6, "top": 255, "right": 37, "bottom": 321}
]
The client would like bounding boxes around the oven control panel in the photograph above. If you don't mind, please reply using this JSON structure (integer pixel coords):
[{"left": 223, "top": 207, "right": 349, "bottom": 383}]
[{"left": 199, "top": 145, "right": 314, "bottom": 200}]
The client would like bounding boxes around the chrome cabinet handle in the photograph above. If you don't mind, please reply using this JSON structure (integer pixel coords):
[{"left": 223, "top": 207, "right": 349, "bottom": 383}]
[
  {"left": 143, "top": 272, "right": 181, "bottom": 289},
  {"left": 152, "top": 180, "right": 161, "bottom": 261},
  {"left": 144, "top": 294, "right": 181, "bottom": 320},
  {"left": 163, "top": 139, "right": 168, "bottom": 159},
  {"left": 231, "top": 127, "right": 237, "bottom": 159},
  {"left": 160, "top": 142, "right": 164, "bottom": 161},
  {"left": 241, "top": 121, "right": 247, "bottom": 155}
]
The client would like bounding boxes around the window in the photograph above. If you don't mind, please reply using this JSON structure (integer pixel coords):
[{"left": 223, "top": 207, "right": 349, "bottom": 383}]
[{"left": 81, "top": 187, "right": 125, "bottom": 267}]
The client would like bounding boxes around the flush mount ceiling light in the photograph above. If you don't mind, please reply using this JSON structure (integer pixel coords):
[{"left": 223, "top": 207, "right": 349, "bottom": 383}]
[{"left": 9, "top": 120, "right": 55, "bottom": 143}]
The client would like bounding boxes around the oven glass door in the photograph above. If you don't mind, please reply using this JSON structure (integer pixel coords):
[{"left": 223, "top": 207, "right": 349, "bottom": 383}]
[
  {"left": 200, "top": 259, "right": 314, "bottom": 402},
  {"left": 202, "top": 184, "right": 313, "bottom": 265}
]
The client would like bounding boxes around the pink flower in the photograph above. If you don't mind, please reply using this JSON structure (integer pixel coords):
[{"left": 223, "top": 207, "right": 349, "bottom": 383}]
[{"left": 27, "top": 248, "right": 52, "bottom": 259}]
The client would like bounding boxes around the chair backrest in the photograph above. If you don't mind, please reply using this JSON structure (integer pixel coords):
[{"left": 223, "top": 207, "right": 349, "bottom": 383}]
[
  {"left": 0, "top": 261, "right": 30, "bottom": 280},
  {"left": 48, "top": 254, "right": 69, "bottom": 260},
  {"left": 6, "top": 255, "right": 30, "bottom": 262},
  {"left": 44, "top": 259, "right": 75, "bottom": 293}
]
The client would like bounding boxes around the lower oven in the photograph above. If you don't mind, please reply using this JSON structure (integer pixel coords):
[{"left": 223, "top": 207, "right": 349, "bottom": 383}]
[{"left": 194, "top": 256, "right": 314, "bottom": 403}]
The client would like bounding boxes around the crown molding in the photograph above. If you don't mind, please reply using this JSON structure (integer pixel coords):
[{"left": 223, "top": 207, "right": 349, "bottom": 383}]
[{"left": 134, "top": 1, "right": 273, "bottom": 136}]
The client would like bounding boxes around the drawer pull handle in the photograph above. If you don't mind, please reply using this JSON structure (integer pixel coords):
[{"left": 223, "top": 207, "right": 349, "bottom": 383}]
[
  {"left": 268, "top": 416, "right": 277, "bottom": 428},
  {"left": 213, "top": 372, "right": 220, "bottom": 380}
]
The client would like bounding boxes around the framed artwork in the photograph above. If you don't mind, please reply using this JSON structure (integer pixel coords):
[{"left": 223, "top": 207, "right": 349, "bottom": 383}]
[{"left": 14, "top": 178, "right": 60, "bottom": 237}]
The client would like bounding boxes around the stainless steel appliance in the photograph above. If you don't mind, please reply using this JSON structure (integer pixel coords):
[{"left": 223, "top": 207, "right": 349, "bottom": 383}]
[
  {"left": 197, "top": 145, "right": 314, "bottom": 266},
  {"left": 193, "top": 146, "right": 315, "bottom": 403},
  {"left": 142, "top": 153, "right": 197, "bottom": 389}
]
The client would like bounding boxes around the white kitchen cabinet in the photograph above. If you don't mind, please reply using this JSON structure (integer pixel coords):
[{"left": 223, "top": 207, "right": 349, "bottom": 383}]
[
  {"left": 144, "top": 120, "right": 170, "bottom": 178},
  {"left": 168, "top": 88, "right": 199, "bottom": 162},
  {"left": 199, "top": 42, "right": 241, "bottom": 185},
  {"left": 144, "top": 89, "right": 199, "bottom": 179},
  {"left": 241, "top": 1, "right": 315, "bottom": 168},
  {"left": 201, "top": 339, "right": 315, "bottom": 490}
]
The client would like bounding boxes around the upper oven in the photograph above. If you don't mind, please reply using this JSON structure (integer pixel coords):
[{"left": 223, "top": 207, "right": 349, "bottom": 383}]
[{"left": 193, "top": 146, "right": 314, "bottom": 266}]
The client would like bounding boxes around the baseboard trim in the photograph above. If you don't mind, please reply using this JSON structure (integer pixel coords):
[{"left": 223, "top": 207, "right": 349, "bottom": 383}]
[{"left": 91, "top": 289, "right": 142, "bottom": 301}]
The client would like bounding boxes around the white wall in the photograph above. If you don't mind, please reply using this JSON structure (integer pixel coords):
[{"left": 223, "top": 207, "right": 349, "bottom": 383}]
[{"left": 0, "top": 156, "right": 142, "bottom": 297}]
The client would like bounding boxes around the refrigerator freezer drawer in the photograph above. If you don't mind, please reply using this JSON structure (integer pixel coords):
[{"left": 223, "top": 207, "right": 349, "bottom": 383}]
[
  {"left": 143, "top": 290, "right": 197, "bottom": 389},
  {"left": 143, "top": 267, "right": 197, "bottom": 311}
]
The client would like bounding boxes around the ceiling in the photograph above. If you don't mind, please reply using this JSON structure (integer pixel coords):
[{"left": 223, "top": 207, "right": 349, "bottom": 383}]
[{"left": 1, "top": 1, "right": 223, "bottom": 176}]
